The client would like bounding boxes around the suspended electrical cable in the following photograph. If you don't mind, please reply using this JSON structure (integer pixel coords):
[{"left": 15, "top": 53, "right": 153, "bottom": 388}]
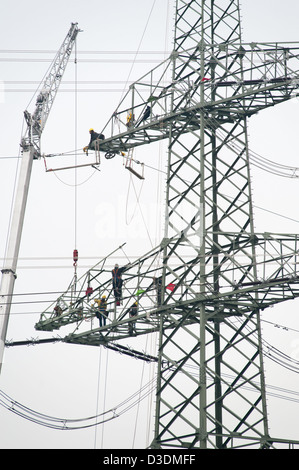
[
  {"left": 52, "top": 169, "right": 98, "bottom": 187},
  {"left": 0, "top": 299, "right": 61, "bottom": 307},
  {"left": 264, "top": 343, "right": 299, "bottom": 374},
  {"left": 2, "top": 89, "right": 152, "bottom": 93},
  {"left": 42, "top": 149, "right": 167, "bottom": 180},
  {"left": 94, "top": 346, "right": 102, "bottom": 448},
  {"left": 262, "top": 318, "right": 299, "bottom": 334},
  {"left": 1, "top": 120, "right": 25, "bottom": 271},
  {"left": 1, "top": 351, "right": 298, "bottom": 433},
  {"left": 0, "top": 372, "right": 159, "bottom": 431},
  {"left": 0, "top": 155, "right": 20, "bottom": 159},
  {"left": 232, "top": 315, "right": 299, "bottom": 375},
  {"left": 132, "top": 343, "right": 148, "bottom": 448},
  {"left": 186, "top": 362, "right": 299, "bottom": 404},
  {"left": 4, "top": 80, "right": 170, "bottom": 85},
  {"left": 118, "top": 0, "right": 158, "bottom": 105},
  {"left": 125, "top": 169, "right": 145, "bottom": 225},
  {"left": 114, "top": 0, "right": 158, "bottom": 253},
  {"left": 126, "top": 173, "right": 154, "bottom": 249},
  {"left": 74, "top": 38, "right": 78, "bottom": 252},
  {"left": 101, "top": 348, "right": 110, "bottom": 449},
  {"left": 212, "top": 122, "right": 299, "bottom": 179},
  {"left": 153, "top": 0, "right": 169, "bottom": 253},
  {"left": 0, "top": 58, "right": 162, "bottom": 64},
  {"left": 0, "top": 49, "right": 170, "bottom": 55}
]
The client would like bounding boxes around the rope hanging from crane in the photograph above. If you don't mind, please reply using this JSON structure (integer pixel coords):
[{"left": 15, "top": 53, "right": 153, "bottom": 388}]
[
  {"left": 73, "top": 35, "right": 79, "bottom": 298},
  {"left": 73, "top": 249, "right": 78, "bottom": 294}
]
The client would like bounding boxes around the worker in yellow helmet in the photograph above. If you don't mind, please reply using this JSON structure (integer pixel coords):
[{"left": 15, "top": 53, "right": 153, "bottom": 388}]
[
  {"left": 83, "top": 128, "right": 105, "bottom": 154},
  {"left": 93, "top": 295, "right": 108, "bottom": 327}
]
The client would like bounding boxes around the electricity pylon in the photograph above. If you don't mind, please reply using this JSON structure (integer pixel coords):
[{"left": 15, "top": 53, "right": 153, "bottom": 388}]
[
  {"left": 34, "top": 1, "right": 299, "bottom": 448},
  {"left": 0, "top": 23, "right": 80, "bottom": 373}
]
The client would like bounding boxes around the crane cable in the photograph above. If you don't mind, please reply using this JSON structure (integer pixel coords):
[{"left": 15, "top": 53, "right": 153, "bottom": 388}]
[
  {"left": 73, "top": 36, "right": 79, "bottom": 294},
  {"left": 117, "top": 0, "right": 158, "bottom": 107},
  {"left": 74, "top": 36, "right": 78, "bottom": 250},
  {"left": 121, "top": 0, "right": 159, "bottom": 250},
  {"left": 96, "top": 2, "right": 159, "bottom": 446},
  {"left": 1, "top": 125, "right": 23, "bottom": 270},
  {"left": 125, "top": 150, "right": 145, "bottom": 226}
]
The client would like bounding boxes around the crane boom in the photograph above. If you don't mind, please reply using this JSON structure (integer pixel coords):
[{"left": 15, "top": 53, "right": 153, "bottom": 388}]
[
  {"left": 22, "top": 22, "right": 80, "bottom": 158},
  {"left": 0, "top": 23, "right": 80, "bottom": 373}
]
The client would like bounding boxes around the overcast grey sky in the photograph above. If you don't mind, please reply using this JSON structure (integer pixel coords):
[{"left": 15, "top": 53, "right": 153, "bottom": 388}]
[{"left": 0, "top": 0, "right": 299, "bottom": 449}]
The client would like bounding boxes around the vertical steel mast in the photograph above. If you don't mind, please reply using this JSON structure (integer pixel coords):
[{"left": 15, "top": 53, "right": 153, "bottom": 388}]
[
  {"left": 0, "top": 23, "right": 80, "bottom": 372},
  {"left": 151, "top": 0, "right": 268, "bottom": 449}
]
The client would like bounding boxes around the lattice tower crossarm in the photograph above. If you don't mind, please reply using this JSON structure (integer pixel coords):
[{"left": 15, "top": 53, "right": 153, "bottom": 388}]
[{"left": 33, "top": 1, "right": 299, "bottom": 449}]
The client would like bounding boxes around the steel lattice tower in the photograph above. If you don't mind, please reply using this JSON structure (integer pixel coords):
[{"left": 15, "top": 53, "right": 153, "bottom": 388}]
[{"left": 34, "top": 1, "right": 299, "bottom": 448}]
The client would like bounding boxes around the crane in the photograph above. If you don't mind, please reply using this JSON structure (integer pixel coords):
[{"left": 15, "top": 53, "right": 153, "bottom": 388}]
[{"left": 0, "top": 22, "right": 80, "bottom": 373}]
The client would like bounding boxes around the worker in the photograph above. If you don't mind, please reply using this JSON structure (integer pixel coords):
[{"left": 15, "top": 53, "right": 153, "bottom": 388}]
[
  {"left": 83, "top": 128, "right": 105, "bottom": 153},
  {"left": 94, "top": 295, "right": 108, "bottom": 327},
  {"left": 136, "top": 106, "right": 151, "bottom": 127},
  {"left": 85, "top": 286, "right": 93, "bottom": 299},
  {"left": 127, "top": 301, "right": 138, "bottom": 335},
  {"left": 53, "top": 304, "right": 63, "bottom": 317},
  {"left": 112, "top": 264, "right": 125, "bottom": 305},
  {"left": 126, "top": 112, "right": 135, "bottom": 128},
  {"left": 152, "top": 276, "right": 163, "bottom": 305}
]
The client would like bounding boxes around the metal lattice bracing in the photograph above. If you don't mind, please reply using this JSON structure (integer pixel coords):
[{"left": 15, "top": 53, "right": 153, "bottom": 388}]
[
  {"left": 22, "top": 23, "right": 80, "bottom": 158},
  {"left": 33, "top": 1, "right": 299, "bottom": 449}
]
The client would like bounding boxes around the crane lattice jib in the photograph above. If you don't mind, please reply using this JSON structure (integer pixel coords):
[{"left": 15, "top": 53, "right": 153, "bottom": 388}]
[
  {"left": 22, "top": 22, "right": 80, "bottom": 157},
  {"left": 33, "top": 2, "right": 299, "bottom": 450}
]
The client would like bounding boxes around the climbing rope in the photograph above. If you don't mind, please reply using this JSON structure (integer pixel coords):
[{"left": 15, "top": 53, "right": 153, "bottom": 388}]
[
  {"left": 125, "top": 155, "right": 145, "bottom": 225},
  {"left": 117, "top": 0, "right": 158, "bottom": 106}
]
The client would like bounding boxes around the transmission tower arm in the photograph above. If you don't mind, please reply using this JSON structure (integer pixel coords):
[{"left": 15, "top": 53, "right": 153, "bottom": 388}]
[
  {"left": 97, "top": 42, "right": 299, "bottom": 158},
  {"left": 0, "top": 23, "right": 80, "bottom": 373}
]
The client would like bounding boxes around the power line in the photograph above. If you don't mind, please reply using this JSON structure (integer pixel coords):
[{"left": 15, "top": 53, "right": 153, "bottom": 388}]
[
  {"left": 3, "top": 80, "right": 159, "bottom": 84},
  {"left": 0, "top": 358, "right": 298, "bottom": 433},
  {"left": 0, "top": 370, "right": 159, "bottom": 431},
  {"left": 262, "top": 319, "right": 299, "bottom": 334},
  {"left": 2, "top": 89, "right": 150, "bottom": 93},
  {"left": 0, "top": 49, "right": 169, "bottom": 54},
  {"left": 0, "top": 58, "right": 162, "bottom": 64},
  {"left": 233, "top": 315, "right": 299, "bottom": 375}
]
